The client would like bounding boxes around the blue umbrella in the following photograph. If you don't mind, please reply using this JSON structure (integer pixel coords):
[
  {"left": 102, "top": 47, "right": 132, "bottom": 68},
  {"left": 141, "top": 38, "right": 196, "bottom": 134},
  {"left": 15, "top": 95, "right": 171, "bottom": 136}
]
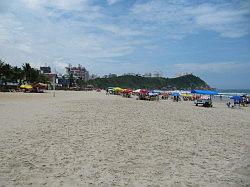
[
  {"left": 191, "top": 90, "right": 218, "bottom": 95},
  {"left": 230, "top": 95, "right": 242, "bottom": 101},
  {"left": 172, "top": 92, "right": 180, "bottom": 97}
]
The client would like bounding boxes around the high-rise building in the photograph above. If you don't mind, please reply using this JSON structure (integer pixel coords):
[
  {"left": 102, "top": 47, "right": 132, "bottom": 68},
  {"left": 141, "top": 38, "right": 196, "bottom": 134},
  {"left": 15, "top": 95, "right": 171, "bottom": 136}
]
[{"left": 65, "top": 64, "right": 89, "bottom": 81}]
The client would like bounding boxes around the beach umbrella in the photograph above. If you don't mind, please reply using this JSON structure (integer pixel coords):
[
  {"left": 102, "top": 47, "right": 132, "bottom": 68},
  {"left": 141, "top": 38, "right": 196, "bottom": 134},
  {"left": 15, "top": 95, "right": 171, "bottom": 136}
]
[
  {"left": 181, "top": 93, "right": 193, "bottom": 97},
  {"left": 134, "top": 89, "right": 141, "bottom": 93},
  {"left": 123, "top": 88, "right": 133, "bottom": 93},
  {"left": 172, "top": 92, "right": 180, "bottom": 97},
  {"left": 191, "top": 90, "right": 218, "bottom": 95},
  {"left": 230, "top": 95, "right": 242, "bottom": 101},
  {"left": 20, "top": 84, "right": 32, "bottom": 89},
  {"left": 113, "top": 87, "right": 124, "bottom": 92},
  {"left": 152, "top": 90, "right": 163, "bottom": 94},
  {"left": 139, "top": 89, "right": 149, "bottom": 94},
  {"left": 149, "top": 92, "right": 158, "bottom": 96}
]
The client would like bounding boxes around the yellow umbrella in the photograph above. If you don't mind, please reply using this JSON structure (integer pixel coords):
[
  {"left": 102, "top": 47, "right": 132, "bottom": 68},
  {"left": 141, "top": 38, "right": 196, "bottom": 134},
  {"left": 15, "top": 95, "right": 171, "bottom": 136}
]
[
  {"left": 181, "top": 93, "right": 193, "bottom": 97},
  {"left": 113, "top": 87, "right": 124, "bottom": 92},
  {"left": 20, "top": 84, "right": 33, "bottom": 89}
]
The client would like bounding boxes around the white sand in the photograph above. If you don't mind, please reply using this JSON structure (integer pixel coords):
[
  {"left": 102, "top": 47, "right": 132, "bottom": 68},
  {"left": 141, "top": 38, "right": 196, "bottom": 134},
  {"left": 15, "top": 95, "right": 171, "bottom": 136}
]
[{"left": 0, "top": 91, "right": 249, "bottom": 187}]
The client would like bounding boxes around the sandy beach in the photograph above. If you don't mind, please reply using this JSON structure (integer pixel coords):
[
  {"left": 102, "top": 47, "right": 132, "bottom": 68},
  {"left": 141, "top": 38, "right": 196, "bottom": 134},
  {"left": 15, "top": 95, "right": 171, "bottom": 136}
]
[{"left": 0, "top": 91, "right": 249, "bottom": 187}]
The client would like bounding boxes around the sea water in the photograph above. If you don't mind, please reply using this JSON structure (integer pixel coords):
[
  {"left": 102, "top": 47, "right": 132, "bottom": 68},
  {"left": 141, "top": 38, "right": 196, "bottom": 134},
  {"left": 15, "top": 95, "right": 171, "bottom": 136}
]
[{"left": 217, "top": 89, "right": 250, "bottom": 97}]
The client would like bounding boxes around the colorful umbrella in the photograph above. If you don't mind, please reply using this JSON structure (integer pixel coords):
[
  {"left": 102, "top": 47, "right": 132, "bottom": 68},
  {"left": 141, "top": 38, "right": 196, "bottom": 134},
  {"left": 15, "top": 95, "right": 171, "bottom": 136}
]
[
  {"left": 230, "top": 95, "right": 243, "bottom": 101},
  {"left": 172, "top": 92, "right": 180, "bottom": 96},
  {"left": 123, "top": 88, "right": 133, "bottom": 93},
  {"left": 20, "top": 84, "right": 33, "bottom": 89},
  {"left": 139, "top": 89, "right": 149, "bottom": 94},
  {"left": 113, "top": 87, "right": 124, "bottom": 92}
]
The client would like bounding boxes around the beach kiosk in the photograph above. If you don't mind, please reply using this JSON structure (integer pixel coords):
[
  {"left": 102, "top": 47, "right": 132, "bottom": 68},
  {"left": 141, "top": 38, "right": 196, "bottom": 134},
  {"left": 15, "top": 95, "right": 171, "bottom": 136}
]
[{"left": 191, "top": 90, "right": 218, "bottom": 107}]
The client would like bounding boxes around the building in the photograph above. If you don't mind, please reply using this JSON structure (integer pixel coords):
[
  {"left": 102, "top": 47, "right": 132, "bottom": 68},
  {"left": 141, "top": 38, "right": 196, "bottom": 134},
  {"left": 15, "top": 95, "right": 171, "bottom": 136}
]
[
  {"left": 143, "top": 73, "right": 152, "bottom": 77},
  {"left": 65, "top": 64, "right": 89, "bottom": 81},
  {"left": 40, "top": 66, "right": 51, "bottom": 74},
  {"left": 102, "top": 73, "right": 117, "bottom": 78},
  {"left": 175, "top": 72, "right": 193, "bottom": 78},
  {"left": 152, "top": 71, "right": 162, "bottom": 77},
  {"left": 89, "top": 74, "right": 98, "bottom": 80},
  {"left": 56, "top": 74, "right": 69, "bottom": 87}
]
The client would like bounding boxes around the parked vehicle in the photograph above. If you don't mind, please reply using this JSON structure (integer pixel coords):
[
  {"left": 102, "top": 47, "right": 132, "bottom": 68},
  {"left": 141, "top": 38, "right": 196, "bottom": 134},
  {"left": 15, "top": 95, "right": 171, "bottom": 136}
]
[{"left": 194, "top": 99, "right": 213, "bottom": 107}]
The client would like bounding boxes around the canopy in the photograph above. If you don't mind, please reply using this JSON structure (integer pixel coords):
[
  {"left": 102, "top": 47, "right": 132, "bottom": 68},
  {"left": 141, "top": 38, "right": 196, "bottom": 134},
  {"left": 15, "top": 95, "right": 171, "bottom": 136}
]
[
  {"left": 20, "top": 84, "right": 32, "bottom": 89},
  {"left": 191, "top": 90, "right": 218, "bottom": 95},
  {"left": 172, "top": 92, "right": 180, "bottom": 96},
  {"left": 230, "top": 95, "right": 243, "bottom": 101}
]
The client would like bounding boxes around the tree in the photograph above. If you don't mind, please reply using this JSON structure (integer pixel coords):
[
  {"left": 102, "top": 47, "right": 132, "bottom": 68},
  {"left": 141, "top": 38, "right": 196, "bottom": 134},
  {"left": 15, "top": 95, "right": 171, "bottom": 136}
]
[
  {"left": 69, "top": 73, "right": 75, "bottom": 87},
  {"left": 0, "top": 60, "right": 49, "bottom": 85},
  {"left": 12, "top": 66, "right": 23, "bottom": 83},
  {"left": 22, "top": 63, "right": 40, "bottom": 83},
  {"left": 0, "top": 61, "right": 12, "bottom": 84}
]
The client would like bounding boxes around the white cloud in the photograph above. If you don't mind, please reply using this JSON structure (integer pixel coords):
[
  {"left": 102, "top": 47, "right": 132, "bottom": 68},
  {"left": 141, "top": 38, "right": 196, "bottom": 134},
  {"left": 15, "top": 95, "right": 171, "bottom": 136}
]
[
  {"left": 0, "top": 0, "right": 249, "bottom": 79},
  {"left": 131, "top": 1, "right": 250, "bottom": 38},
  {"left": 22, "top": 0, "right": 88, "bottom": 11},
  {"left": 171, "top": 62, "right": 250, "bottom": 74},
  {"left": 106, "top": 0, "right": 122, "bottom": 5}
]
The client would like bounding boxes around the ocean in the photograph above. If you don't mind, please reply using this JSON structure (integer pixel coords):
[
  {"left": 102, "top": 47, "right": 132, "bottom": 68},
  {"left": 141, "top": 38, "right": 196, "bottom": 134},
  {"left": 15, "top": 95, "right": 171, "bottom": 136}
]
[{"left": 217, "top": 89, "right": 250, "bottom": 96}]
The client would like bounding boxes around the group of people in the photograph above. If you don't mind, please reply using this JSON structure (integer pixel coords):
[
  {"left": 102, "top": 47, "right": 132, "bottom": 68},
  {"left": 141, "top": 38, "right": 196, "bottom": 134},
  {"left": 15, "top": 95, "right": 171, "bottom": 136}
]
[{"left": 226, "top": 95, "right": 249, "bottom": 108}]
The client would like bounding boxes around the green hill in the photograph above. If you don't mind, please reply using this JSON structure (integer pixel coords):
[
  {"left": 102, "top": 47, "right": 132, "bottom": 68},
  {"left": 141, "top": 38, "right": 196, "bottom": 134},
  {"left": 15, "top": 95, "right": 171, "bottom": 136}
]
[{"left": 87, "top": 74, "right": 210, "bottom": 90}]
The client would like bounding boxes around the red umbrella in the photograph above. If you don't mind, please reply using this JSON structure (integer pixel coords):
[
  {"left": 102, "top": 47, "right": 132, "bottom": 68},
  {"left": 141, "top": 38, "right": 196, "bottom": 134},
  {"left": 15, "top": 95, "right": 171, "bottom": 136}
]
[
  {"left": 139, "top": 89, "right": 149, "bottom": 94},
  {"left": 123, "top": 88, "right": 133, "bottom": 93}
]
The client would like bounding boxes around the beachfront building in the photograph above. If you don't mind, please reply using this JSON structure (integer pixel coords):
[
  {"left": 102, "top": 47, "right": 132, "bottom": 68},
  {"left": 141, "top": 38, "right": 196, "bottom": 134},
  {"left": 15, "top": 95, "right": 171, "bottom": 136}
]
[
  {"left": 65, "top": 64, "right": 89, "bottom": 81},
  {"left": 40, "top": 66, "right": 51, "bottom": 74}
]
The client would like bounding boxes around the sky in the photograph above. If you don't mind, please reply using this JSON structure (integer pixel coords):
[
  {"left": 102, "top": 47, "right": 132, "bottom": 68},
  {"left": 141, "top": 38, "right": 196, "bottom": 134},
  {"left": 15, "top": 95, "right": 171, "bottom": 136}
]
[{"left": 0, "top": 0, "right": 250, "bottom": 89}]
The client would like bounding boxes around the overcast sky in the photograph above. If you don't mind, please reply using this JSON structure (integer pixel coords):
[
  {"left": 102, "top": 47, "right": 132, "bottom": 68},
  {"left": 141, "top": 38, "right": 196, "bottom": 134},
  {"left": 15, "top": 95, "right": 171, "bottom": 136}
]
[{"left": 0, "top": 0, "right": 250, "bottom": 89}]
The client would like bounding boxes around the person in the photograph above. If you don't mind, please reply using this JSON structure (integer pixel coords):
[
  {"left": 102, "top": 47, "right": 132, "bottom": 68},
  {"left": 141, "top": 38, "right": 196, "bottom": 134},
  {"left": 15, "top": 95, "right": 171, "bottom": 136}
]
[
  {"left": 226, "top": 102, "right": 234, "bottom": 108},
  {"left": 220, "top": 95, "right": 222, "bottom": 101},
  {"left": 177, "top": 95, "right": 180, "bottom": 102}
]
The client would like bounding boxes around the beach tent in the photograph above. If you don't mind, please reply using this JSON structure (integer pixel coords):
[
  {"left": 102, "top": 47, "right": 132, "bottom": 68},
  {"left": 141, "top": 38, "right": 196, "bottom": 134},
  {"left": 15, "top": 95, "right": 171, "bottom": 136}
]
[{"left": 191, "top": 90, "right": 218, "bottom": 95}]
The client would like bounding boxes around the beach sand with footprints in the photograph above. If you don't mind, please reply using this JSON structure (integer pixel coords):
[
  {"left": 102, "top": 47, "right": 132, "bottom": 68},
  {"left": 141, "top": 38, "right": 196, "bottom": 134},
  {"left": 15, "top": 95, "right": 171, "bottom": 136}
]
[{"left": 0, "top": 91, "right": 249, "bottom": 186}]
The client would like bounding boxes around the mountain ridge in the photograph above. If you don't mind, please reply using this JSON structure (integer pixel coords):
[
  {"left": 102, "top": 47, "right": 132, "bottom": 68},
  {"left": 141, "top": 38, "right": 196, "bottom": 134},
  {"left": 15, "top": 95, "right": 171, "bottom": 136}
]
[{"left": 87, "top": 74, "right": 211, "bottom": 90}]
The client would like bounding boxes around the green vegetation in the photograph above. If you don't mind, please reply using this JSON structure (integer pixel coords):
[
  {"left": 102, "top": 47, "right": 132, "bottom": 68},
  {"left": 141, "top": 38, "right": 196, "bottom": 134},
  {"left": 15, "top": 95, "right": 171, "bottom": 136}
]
[
  {"left": 0, "top": 59, "right": 49, "bottom": 85},
  {"left": 87, "top": 74, "right": 210, "bottom": 90}
]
